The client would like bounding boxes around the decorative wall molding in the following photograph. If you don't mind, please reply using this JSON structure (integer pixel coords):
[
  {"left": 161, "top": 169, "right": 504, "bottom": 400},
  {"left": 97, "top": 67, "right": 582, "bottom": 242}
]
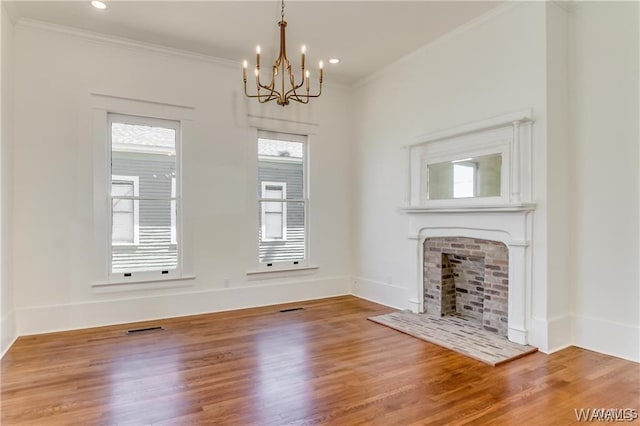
[
  {"left": 410, "top": 109, "right": 533, "bottom": 146},
  {"left": 405, "top": 109, "right": 534, "bottom": 210},
  {"left": 246, "top": 114, "right": 320, "bottom": 136}
]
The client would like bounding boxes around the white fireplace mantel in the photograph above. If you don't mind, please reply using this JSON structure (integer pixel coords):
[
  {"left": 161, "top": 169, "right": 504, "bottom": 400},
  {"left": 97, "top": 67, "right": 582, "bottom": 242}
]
[
  {"left": 402, "top": 111, "right": 536, "bottom": 346},
  {"left": 405, "top": 209, "right": 533, "bottom": 345}
]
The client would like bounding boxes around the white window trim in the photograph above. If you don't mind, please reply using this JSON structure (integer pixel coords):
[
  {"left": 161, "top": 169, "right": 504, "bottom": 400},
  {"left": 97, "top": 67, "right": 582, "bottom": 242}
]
[
  {"left": 91, "top": 94, "right": 194, "bottom": 290},
  {"left": 107, "top": 113, "right": 182, "bottom": 283},
  {"left": 171, "top": 177, "right": 177, "bottom": 245},
  {"left": 111, "top": 175, "right": 140, "bottom": 245},
  {"left": 256, "top": 130, "right": 309, "bottom": 270},
  {"left": 260, "top": 181, "right": 288, "bottom": 242}
]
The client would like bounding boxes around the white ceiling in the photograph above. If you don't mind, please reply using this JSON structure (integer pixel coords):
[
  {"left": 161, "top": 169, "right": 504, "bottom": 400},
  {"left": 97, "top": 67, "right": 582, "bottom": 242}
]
[{"left": 7, "top": 1, "right": 501, "bottom": 85}]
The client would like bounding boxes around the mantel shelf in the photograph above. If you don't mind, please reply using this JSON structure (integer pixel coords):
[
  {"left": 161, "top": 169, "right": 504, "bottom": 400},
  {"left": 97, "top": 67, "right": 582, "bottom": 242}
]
[{"left": 399, "top": 203, "right": 536, "bottom": 214}]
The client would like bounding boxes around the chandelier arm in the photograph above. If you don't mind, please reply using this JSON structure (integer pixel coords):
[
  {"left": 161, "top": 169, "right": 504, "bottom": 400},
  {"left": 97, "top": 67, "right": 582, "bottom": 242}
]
[
  {"left": 245, "top": 92, "right": 279, "bottom": 101},
  {"left": 245, "top": 78, "right": 280, "bottom": 102},
  {"left": 286, "top": 78, "right": 322, "bottom": 102},
  {"left": 244, "top": 83, "right": 281, "bottom": 102},
  {"left": 287, "top": 70, "right": 305, "bottom": 94}
]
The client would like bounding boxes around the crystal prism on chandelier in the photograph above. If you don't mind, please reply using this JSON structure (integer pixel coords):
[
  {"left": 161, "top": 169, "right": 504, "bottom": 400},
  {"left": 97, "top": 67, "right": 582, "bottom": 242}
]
[{"left": 242, "top": 0, "right": 323, "bottom": 106}]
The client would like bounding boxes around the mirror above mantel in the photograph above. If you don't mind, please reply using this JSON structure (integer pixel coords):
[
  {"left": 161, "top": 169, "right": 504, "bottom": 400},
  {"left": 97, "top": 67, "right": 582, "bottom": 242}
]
[
  {"left": 427, "top": 153, "right": 502, "bottom": 201},
  {"left": 403, "top": 110, "right": 536, "bottom": 213}
]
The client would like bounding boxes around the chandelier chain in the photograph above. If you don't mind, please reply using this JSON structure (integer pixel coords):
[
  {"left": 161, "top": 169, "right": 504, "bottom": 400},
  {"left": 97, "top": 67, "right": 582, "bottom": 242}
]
[{"left": 281, "top": 0, "right": 285, "bottom": 21}]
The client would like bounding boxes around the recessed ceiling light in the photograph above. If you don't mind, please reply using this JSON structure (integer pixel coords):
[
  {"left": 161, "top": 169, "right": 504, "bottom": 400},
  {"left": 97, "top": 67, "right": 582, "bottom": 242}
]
[
  {"left": 329, "top": 58, "right": 340, "bottom": 65},
  {"left": 91, "top": 1, "right": 107, "bottom": 10}
]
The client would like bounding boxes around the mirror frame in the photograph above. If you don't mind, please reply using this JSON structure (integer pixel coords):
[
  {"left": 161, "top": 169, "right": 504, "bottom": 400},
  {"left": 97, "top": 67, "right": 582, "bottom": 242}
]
[{"left": 405, "top": 110, "right": 534, "bottom": 210}]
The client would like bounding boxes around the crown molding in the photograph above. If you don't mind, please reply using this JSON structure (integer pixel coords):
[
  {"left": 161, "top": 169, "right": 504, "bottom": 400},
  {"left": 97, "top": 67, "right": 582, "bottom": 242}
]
[
  {"left": 1, "top": 2, "right": 20, "bottom": 25},
  {"left": 549, "top": 1, "right": 575, "bottom": 13},
  {"left": 15, "top": 18, "right": 240, "bottom": 68},
  {"left": 353, "top": 1, "right": 520, "bottom": 91},
  {"left": 13, "top": 18, "right": 351, "bottom": 92}
]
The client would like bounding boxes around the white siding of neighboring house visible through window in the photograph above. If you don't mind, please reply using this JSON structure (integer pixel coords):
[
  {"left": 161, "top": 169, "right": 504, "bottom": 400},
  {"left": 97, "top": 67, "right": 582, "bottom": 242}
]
[{"left": 109, "top": 114, "right": 181, "bottom": 278}]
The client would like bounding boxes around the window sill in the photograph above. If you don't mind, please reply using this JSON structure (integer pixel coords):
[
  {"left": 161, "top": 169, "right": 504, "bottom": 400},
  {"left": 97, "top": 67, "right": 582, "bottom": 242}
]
[
  {"left": 92, "top": 275, "right": 195, "bottom": 293},
  {"left": 246, "top": 265, "right": 319, "bottom": 279}
]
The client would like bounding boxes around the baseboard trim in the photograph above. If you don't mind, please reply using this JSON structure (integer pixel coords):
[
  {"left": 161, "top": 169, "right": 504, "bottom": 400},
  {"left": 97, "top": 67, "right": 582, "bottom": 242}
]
[
  {"left": 16, "top": 276, "right": 349, "bottom": 336},
  {"left": 546, "top": 314, "right": 572, "bottom": 353},
  {"left": 573, "top": 314, "right": 639, "bottom": 362},
  {"left": 350, "top": 276, "right": 407, "bottom": 310},
  {"left": 1, "top": 309, "right": 17, "bottom": 359}
]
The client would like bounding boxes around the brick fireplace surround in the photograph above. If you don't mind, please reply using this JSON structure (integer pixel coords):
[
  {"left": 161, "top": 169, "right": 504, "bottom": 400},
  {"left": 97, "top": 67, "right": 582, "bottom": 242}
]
[{"left": 424, "top": 237, "right": 509, "bottom": 337}]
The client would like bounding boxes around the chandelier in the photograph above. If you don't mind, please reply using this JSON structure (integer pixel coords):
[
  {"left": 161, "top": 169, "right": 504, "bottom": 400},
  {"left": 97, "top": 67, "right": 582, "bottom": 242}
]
[{"left": 242, "top": 0, "right": 323, "bottom": 106}]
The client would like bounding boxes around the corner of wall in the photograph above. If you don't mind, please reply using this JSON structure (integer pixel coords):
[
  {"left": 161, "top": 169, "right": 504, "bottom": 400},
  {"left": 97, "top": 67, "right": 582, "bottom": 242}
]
[
  {"left": 0, "top": 308, "right": 17, "bottom": 358},
  {"left": 0, "top": 2, "right": 17, "bottom": 359}
]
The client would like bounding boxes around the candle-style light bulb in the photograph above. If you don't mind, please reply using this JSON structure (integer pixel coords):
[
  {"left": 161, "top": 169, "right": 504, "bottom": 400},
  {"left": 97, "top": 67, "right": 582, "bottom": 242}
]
[
  {"left": 243, "top": 60, "right": 248, "bottom": 80},
  {"left": 319, "top": 61, "right": 324, "bottom": 83},
  {"left": 301, "top": 45, "right": 306, "bottom": 54},
  {"left": 256, "top": 45, "right": 261, "bottom": 69},
  {"left": 319, "top": 60, "right": 324, "bottom": 69},
  {"left": 243, "top": 60, "right": 248, "bottom": 69}
]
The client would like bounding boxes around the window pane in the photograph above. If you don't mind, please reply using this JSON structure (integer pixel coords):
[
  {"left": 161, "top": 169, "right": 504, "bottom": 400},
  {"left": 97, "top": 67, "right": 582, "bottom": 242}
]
[
  {"left": 111, "top": 122, "right": 176, "bottom": 200},
  {"left": 112, "top": 181, "right": 134, "bottom": 197},
  {"left": 264, "top": 212, "right": 283, "bottom": 239},
  {"left": 258, "top": 139, "right": 303, "bottom": 200},
  {"left": 110, "top": 119, "right": 178, "bottom": 274},
  {"left": 259, "top": 201, "right": 304, "bottom": 263},
  {"left": 112, "top": 198, "right": 177, "bottom": 273},
  {"left": 112, "top": 208, "right": 134, "bottom": 244}
]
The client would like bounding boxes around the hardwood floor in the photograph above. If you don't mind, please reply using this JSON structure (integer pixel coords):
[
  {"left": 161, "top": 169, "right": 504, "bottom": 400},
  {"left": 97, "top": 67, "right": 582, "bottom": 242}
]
[{"left": 1, "top": 296, "right": 638, "bottom": 425}]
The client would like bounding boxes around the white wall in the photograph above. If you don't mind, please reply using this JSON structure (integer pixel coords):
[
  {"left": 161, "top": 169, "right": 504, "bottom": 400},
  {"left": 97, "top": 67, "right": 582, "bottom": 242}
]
[
  {"left": 11, "top": 22, "right": 352, "bottom": 335},
  {"left": 569, "top": 1, "right": 639, "bottom": 361},
  {"left": 351, "top": 2, "right": 555, "bottom": 351},
  {"left": 545, "top": 2, "right": 572, "bottom": 352},
  {"left": 0, "top": 4, "right": 16, "bottom": 357}
]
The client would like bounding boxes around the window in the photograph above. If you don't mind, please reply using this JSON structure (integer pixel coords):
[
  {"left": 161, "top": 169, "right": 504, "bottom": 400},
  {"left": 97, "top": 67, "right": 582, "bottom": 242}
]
[
  {"left": 109, "top": 114, "right": 180, "bottom": 277},
  {"left": 257, "top": 131, "right": 307, "bottom": 265},
  {"left": 111, "top": 176, "right": 139, "bottom": 245},
  {"left": 261, "top": 182, "right": 287, "bottom": 241}
]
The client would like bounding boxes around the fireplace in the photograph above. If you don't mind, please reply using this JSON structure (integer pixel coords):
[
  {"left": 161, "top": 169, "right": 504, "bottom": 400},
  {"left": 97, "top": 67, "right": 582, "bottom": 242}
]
[
  {"left": 401, "top": 110, "right": 536, "bottom": 345},
  {"left": 424, "top": 237, "right": 509, "bottom": 337}
]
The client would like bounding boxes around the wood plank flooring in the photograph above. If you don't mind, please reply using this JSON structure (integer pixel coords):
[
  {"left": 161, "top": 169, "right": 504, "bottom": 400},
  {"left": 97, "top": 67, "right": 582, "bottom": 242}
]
[{"left": 1, "top": 296, "right": 638, "bottom": 425}]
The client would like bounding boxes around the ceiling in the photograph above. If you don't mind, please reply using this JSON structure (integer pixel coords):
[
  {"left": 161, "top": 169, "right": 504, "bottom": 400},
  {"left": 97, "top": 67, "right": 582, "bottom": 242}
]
[{"left": 7, "top": 1, "right": 501, "bottom": 86}]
